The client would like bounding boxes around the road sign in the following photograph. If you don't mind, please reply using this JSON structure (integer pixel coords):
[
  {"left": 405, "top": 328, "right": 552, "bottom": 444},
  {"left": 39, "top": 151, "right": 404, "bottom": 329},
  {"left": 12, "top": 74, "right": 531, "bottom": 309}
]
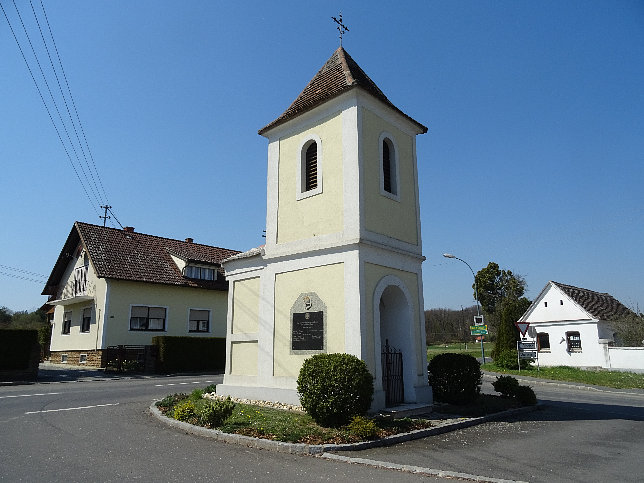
[
  {"left": 470, "top": 327, "right": 488, "bottom": 335},
  {"left": 519, "top": 351, "right": 537, "bottom": 359},
  {"left": 470, "top": 325, "right": 488, "bottom": 331},
  {"left": 518, "top": 341, "right": 536, "bottom": 350},
  {"left": 514, "top": 321, "right": 530, "bottom": 337},
  {"left": 473, "top": 315, "right": 485, "bottom": 326}
]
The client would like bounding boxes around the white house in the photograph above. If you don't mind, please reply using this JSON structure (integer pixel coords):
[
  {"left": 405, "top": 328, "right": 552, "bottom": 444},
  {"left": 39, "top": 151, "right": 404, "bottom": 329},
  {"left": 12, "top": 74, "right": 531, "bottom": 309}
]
[
  {"left": 518, "top": 281, "right": 643, "bottom": 371},
  {"left": 42, "top": 222, "right": 239, "bottom": 367},
  {"left": 216, "top": 47, "right": 432, "bottom": 410}
]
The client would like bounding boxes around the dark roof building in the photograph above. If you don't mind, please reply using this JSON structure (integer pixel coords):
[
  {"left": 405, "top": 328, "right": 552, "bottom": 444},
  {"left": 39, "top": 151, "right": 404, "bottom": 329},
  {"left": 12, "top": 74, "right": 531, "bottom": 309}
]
[
  {"left": 42, "top": 222, "right": 240, "bottom": 297},
  {"left": 551, "top": 281, "right": 633, "bottom": 321}
]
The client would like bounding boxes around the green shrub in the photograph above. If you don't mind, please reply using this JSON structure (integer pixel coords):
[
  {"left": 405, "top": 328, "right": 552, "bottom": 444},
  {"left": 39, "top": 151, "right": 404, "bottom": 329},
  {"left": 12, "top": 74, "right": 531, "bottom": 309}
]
[
  {"left": 492, "top": 375, "right": 520, "bottom": 397},
  {"left": 0, "top": 329, "right": 39, "bottom": 370},
  {"left": 493, "top": 349, "right": 532, "bottom": 370},
  {"left": 155, "top": 393, "right": 187, "bottom": 408},
  {"left": 152, "top": 336, "right": 226, "bottom": 373},
  {"left": 173, "top": 400, "right": 197, "bottom": 422},
  {"left": 427, "top": 353, "right": 482, "bottom": 405},
  {"left": 514, "top": 385, "right": 537, "bottom": 406},
  {"left": 190, "top": 388, "right": 204, "bottom": 401},
  {"left": 346, "top": 416, "right": 379, "bottom": 440},
  {"left": 203, "top": 384, "right": 217, "bottom": 394},
  {"left": 297, "top": 353, "right": 374, "bottom": 427},
  {"left": 198, "top": 397, "right": 236, "bottom": 427}
]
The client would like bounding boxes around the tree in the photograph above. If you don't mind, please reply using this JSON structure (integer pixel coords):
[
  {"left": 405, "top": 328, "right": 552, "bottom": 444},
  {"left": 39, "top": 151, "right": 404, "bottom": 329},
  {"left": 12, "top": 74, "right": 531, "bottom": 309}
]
[
  {"left": 474, "top": 262, "right": 526, "bottom": 316},
  {"left": 473, "top": 262, "right": 530, "bottom": 366},
  {"left": 611, "top": 312, "right": 644, "bottom": 347},
  {"left": 0, "top": 306, "right": 12, "bottom": 327}
]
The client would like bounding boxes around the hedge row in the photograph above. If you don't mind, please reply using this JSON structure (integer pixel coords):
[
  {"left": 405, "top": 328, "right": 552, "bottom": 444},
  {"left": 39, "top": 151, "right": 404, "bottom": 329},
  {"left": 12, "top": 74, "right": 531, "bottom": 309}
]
[
  {"left": 0, "top": 329, "right": 39, "bottom": 370},
  {"left": 152, "top": 336, "right": 225, "bottom": 373}
]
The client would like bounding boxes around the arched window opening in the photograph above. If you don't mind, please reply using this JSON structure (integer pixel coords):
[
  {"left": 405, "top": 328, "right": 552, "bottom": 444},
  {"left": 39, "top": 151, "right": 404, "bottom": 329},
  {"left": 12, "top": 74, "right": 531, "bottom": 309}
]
[
  {"left": 305, "top": 141, "right": 318, "bottom": 192},
  {"left": 381, "top": 137, "right": 397, "bottom": 197}
]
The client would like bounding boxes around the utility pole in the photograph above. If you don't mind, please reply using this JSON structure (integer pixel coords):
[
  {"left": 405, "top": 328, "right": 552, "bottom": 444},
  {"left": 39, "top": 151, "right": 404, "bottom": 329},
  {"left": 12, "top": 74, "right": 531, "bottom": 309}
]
[{"left": 100, "top": 205, "right": 111, "bottom": 227}]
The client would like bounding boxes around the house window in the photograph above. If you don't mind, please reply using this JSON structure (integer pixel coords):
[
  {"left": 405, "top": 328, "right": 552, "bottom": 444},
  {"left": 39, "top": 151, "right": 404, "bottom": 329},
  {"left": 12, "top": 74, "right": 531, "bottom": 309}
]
[
  {"left": 189, "top": 309, "right": 210, "bottom": 332},
  {"left": 62, "top": 311, "right": 72, "bottom": 335},
  {"left": 566, "top": 331, "right": 582, "bottom": 352},
  {"left": 130, "top": 306, "right": 166, "bottom": 331},
  {"left": 61, "top": 354, "right": 68, "bottom": 363},
  {"left": 379, "top": 133, "right": 399, "bottom": 200},
  {"left": 297, "top": 135, "right": 322, "bottom": 200},
  {"left": 184, "top": 265, "right": 216, "bottom": 281},
  {"left": 537, "top": 332, "right": 550, "bottom": 352},
  {"left": 79, "top": 353, "right": 88, "bottom": 364},
  {"left": 81, "top": 307, "right": 91, "bottom": 333}
]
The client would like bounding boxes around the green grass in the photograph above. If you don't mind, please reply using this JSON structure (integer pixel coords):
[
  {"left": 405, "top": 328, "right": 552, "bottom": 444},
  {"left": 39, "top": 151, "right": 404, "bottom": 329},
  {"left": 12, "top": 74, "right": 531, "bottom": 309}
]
[
  {"left": 427, "top": 342, "right": 494, "bottom": 361},
  {"left": 156, "top": 392, "right": 433, "bottom": 444},
  {"left": 483, "top": 364, "right": 644, "bottom": 389}
]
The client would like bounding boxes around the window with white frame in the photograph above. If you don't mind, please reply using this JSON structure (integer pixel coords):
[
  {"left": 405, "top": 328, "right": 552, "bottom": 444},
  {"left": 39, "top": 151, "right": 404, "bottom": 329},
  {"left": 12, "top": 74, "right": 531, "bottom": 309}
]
[
  {"left": 566, "top": 331, "right": 582, "bottom": 352},
  {"left": 81, "top": 307, "right": 91, "bottom": 333},
  {"left": 297, "top": 135, "right": 323, "bottom": 200},
  {"left": 183, "top": 265, "right": 216, "bottom": 281},
  {"left": 62, "top": 311, "right": 72, "bottom": 335},
  {"left": 130, "top": 306, "right": 166, "bottom": 331},
  {"left": 189, "top": 309, "right": 210, "bottom": 333},
  {"left": 379, "top": 133, "right": 399, "bottom": 200}
]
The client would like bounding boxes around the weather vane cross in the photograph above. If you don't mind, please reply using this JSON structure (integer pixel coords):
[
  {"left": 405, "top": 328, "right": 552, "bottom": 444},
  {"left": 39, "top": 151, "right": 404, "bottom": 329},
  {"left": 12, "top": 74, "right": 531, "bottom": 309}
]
[{"left": 331, "top": 13, "right": 349, "bottom": 46}]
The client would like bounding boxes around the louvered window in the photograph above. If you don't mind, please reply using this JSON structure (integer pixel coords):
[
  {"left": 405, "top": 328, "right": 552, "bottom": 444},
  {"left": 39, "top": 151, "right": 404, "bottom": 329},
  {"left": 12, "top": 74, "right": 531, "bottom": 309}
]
[
  {"left": 189, "top": 309, "right": 210, "bottom": 332},
  {"left": 381, "top": 137, "right": 397, "bottom": 196},
  {"left": 383, "top": 140, "right": 392, "bottom": 193},
  {"left": 305, "top": 142, "right": 318, "bottom": 192}
]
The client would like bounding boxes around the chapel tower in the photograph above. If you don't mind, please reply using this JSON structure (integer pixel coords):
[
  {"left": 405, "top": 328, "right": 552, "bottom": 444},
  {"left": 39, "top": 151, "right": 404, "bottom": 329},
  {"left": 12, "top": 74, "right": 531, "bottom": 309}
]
[{"left": 218, "top": 47, "right": 431, "bottom": 409}]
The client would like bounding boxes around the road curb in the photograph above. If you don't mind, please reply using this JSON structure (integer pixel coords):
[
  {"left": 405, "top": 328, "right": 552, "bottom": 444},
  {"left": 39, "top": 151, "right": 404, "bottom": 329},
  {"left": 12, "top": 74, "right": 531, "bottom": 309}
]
[{"left": 149, "top": 401, "right": 542, "bottom": 456}]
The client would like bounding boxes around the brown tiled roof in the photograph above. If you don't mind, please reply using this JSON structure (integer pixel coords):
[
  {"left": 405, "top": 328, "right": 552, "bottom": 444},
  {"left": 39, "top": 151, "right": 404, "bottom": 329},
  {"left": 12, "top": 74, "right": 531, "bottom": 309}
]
[
  {"left": 553, "top": 281, "right": 633, "bottom": 320},
  {"left": 258, "top": 47, "right": 427, "bottom": 135},
  {"left": 42, "top": 222, "right": 240, "bottom": 295}
]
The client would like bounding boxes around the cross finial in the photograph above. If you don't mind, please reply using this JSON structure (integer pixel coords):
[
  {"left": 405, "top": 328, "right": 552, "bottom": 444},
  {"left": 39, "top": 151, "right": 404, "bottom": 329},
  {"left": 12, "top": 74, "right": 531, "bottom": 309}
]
[{"left": 331, "top": 13, "right": 349, "bottom": 47}]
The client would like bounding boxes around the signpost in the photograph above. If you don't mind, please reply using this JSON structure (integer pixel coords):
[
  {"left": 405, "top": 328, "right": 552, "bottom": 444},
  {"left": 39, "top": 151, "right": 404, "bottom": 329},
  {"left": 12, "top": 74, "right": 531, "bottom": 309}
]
[
  {"left": 515, "top": 321, "right": 539, "bottom": 371},
  {"left": 470, "top": 325, "right": 488, "bottom": 335}
]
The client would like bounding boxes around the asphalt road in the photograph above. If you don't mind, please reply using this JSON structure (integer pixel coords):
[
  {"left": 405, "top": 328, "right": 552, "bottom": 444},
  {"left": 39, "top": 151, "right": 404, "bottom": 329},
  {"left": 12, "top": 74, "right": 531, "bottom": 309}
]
[
  {"left": 2, "top": 367, "right": 643, "bottom": 482},
  {"left": 0, "top": 368, "right": 443, "bottom": 482},
  {"left": 341, "top": 376, "right": 644, "bottom": 482}
]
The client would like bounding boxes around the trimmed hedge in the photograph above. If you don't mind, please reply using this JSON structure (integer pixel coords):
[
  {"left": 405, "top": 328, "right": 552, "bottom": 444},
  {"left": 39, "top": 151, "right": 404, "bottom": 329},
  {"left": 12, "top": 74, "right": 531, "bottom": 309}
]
[
  {"left": 0, "top": 329, "right": 39, "bottom": 370},
  {"left": 297, "top": 353, "right": 374, "bottom": 427},
  {"left": 428, "top": 353, "right": 482, "bottom": 405},
  {"left": 152, "top": 336, "right": 225, "bottom": 373}
]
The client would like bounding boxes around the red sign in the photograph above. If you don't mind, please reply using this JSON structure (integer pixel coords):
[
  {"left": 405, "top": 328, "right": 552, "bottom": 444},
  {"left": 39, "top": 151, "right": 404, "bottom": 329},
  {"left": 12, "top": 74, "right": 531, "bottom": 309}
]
[{"left": 514, "top": 321, "right": 530, "bottom": 337}]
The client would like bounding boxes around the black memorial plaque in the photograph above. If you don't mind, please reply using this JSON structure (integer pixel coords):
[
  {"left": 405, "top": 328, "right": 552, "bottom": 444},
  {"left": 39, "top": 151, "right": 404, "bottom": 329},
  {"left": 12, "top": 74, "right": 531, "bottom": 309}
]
[{"left": 292, "top": 311, "right": 324, "bottom": 351}]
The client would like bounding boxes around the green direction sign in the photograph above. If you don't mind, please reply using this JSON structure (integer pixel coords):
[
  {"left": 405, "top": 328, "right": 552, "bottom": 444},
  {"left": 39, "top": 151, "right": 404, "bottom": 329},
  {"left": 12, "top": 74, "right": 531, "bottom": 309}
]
[{"left": 470, "top": 325, "right": 488, "bottom": 335}]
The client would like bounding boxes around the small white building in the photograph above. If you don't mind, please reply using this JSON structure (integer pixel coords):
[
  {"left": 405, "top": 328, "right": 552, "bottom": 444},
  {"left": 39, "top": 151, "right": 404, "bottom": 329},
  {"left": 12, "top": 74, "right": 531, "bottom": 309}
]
[{"left": 518, "top": 281, "right": 642, "bottom": 371}]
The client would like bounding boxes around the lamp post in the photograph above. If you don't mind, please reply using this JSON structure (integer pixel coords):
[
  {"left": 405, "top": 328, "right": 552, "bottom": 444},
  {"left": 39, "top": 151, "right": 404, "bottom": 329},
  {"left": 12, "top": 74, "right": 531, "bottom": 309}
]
[{"left": 443, "top": 253, "right": 486, "bottom": 364}]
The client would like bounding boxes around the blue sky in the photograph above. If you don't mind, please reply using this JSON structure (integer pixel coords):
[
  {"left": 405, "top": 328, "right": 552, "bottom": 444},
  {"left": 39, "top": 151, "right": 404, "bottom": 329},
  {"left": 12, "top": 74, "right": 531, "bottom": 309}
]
[{"left": 1, "top": 0, "right": 642, "bottom": 313}]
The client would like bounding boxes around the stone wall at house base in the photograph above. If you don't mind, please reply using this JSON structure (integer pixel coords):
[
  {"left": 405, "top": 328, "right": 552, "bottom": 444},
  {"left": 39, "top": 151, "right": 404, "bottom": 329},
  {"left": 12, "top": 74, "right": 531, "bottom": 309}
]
[{"left": 49, "top": 350, "right": 104, "bottom": 368}]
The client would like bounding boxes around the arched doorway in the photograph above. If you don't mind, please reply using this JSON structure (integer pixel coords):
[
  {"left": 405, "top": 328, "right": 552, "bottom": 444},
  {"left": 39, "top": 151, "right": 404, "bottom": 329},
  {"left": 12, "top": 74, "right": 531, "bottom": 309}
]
[{"left": 374, "top": 276, "right": 415, "bottom": 406}]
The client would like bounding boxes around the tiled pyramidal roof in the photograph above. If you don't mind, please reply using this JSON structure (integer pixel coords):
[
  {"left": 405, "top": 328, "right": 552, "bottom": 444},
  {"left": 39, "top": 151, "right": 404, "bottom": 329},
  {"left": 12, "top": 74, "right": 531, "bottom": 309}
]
[
  {"left": 44, "top": 222, "right": 240, "bottom": 293},
  {"left": 553, "top": 281, "right": 633, "bottom": 320},
  {"left": 258, "top": 47, "right": 427, "bottom": 135}
]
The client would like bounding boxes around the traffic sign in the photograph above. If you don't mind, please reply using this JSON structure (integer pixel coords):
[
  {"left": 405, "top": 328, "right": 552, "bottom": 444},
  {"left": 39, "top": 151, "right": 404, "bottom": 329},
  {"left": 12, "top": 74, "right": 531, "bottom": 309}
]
[
  {"left": 514, "top": 321, "right": 530, "bottom": 337},
  {"left": 518, "top": 341, "right": 536, "bottom": 350},
  {"left": 519, "top": 351, "right": 537, "bottom": 359},
  {"left": 470, "top": 327, "right": 488, "bottom": 335},
  {"left": 474, "top": 315, "right": 485, "bottom": 326}
]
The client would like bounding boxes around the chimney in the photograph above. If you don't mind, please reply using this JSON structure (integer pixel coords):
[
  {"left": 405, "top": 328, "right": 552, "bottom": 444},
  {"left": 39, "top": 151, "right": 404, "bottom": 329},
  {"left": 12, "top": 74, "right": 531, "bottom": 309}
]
[
  {"left": 185, "top": 237, "right": 193, "bottom": 243},
  {"left": 124, "top": 226, "right": 134, "bottom": 233}
]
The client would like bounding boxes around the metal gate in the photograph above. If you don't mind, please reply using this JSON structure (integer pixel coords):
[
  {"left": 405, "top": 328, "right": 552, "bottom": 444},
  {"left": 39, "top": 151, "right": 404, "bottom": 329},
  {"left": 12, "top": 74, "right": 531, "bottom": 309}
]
[
  {"left": 105, "top": 345, "right": 150, "bottom": 372},
  {"left": 381, "top": 339, "right": 404, "bottom": 407}
]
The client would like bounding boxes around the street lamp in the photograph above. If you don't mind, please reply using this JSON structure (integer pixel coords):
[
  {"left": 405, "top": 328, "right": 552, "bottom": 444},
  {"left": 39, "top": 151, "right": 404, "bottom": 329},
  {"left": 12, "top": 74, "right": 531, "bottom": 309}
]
[{"left": 443, "top": 253, "right": 486, "bottom": 363}]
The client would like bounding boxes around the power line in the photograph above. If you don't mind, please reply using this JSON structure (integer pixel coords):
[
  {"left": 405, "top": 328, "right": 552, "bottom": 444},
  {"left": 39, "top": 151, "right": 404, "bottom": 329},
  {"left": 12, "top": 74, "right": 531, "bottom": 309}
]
[
  {"left": 37, "top": 0, "right": 110, "bottom": 206},
  {"left": 1, "top": 1, "right": 101, "bottom": 216},
  {"left": 0, "top": 264, "right": 48, "bottom": 280},
  {"left": 0, "top": 271, "right": 47, "bottom": 284}
]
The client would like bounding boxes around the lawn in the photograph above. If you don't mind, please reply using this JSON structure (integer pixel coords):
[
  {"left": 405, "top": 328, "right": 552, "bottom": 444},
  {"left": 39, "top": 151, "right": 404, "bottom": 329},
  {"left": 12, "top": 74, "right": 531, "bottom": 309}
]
[
  {"left": 483, "top": 364, "right": 644, "bottom": 390},
  {"left": 427, "top": 342, "right": 494, "bottom": 361}
]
